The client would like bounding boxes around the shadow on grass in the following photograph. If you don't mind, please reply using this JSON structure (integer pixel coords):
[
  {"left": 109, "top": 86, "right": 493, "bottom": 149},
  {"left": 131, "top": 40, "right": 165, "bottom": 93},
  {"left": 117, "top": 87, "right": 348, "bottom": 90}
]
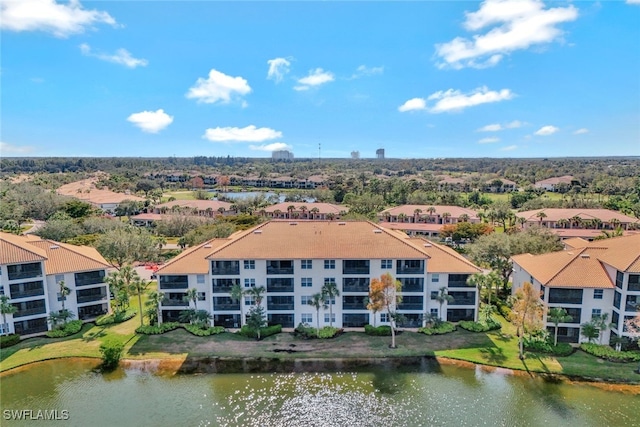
[{"left": 479, "top": 346, "right": 507, "bottom": 364}]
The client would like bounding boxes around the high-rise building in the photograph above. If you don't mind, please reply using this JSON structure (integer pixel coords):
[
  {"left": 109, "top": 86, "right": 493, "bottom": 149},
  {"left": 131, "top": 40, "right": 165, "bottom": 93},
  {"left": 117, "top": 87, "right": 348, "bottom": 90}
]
[
  {"left": 351, "top": 151, "right": 360, "bottom": 159},
  {"left": 376, "top": 148, "right": 385, "bottom": 159},
  {"left": 272, "top": 150, "right": 294, "bottom": 160}
]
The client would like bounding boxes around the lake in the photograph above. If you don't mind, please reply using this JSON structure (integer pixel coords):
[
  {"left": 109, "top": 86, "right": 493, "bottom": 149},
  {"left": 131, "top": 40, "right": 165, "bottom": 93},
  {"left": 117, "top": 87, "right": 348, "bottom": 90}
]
[{"left": 0, "top": 358, "right": 638, "bottom": 426}]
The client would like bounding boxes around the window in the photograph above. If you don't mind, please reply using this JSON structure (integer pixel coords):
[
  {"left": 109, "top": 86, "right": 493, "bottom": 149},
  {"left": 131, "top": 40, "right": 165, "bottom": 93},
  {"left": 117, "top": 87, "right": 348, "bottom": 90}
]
[
  {"left": 324, "top": 313, "right": 336, "bottom": 323},
  {"left": 57, "top": 292, "right": 67, "bottom": 302},
  {"left": 593, "top": 289, "right": 603, "bottom": 300},
  {"left": 301, "top": 296, "right": 312, "bottom": 305},
  {"left": 196, "top": 275, "right": 205, "bottom": 284},
  {"left": 301, "top": 278, "right": 313, "bottom": 288},
  {"left": 431, "top": 274, "right": 440, "bottom": 283},
  {"left": 245, "top": 296, "right": 254, "bottom": 306},
  {"left": 616, "top": 271, "right": 623, "bottom": 289},
  {"left": 430, "top": 308, "right": 438, "bottom": 317},
  {"left": 244, "top": 278, "right": 256, "bottom": 288},
  {"left": 430, "top": 291, "right": 438, "bottom": 300},
  {"left": 324, "top": 260, "right": 336, "bottom": 270},
  {"left": 301, "top": 313, "right": 313, "bottom": 324},
  {"left": 380, "top": 313, "right": 389, "bottom": 323},
  {"left": 197, "top": 292, "right": 206, "bottom": 301},
  {"left": 0, "top": 323, "right": 8, "bottom": 335},
  {"left": 244, "top": 260, "right": 255, "bottom": 270},
  {"left": 55, "top": 274, "right": 65, "bottom": 284},
  {"left": 591, "top": 308, "right": 602, "bottom": 318},
  {"left": 0, "top": 286, "right": 4, "bottom": 296},
  {"left": 324, "top": 297, "right": 336, "bottom": 305},
  {"left": 301, "top": 260, "right": 313, "bottom": 270},
  {"left": 324, "top": 278, "right": 336, "bottom": 286},
  {"left": 381, "top": 259, "right": 392, "bottom": 269}
]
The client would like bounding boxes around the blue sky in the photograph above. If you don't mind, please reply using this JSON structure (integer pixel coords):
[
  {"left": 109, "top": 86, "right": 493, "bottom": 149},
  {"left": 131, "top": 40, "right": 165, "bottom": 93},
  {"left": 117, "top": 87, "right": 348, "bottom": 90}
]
[{"left": 1, "top": 0, "right": 639, "bottom": 159}]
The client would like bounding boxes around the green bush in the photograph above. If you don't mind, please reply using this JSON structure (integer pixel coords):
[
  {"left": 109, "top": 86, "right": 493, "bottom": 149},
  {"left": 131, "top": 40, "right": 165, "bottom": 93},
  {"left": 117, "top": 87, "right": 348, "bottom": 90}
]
[
  {"left": 136, "top": 322, "right": 180, "bottom": 335},
  {"left": 238, "top": 324, "right": 282, "bottom": 339},
  {"left": 96, "top": 310, "right": 137, "bottom": 326},
  {"left": 458, "top": 320, "right": 501, "bottom": 332},
  {"left": 580, "top": 343, "right": 640, "bottom": 363},
  {"left": 548, "top": 343, "right": 574, "bottom": 357},
  {"left": 183, "top": 324, "right": 225, "bottom": 336},
  {"left": 418, "top": 322, "right": 456, "bottom": 335},
  {"left": 0, "top": 333, "right": 20, "bottom": 348},
  {"left": 46, "top": 320, "right": 83, "bottom": 338},
  {"left": 318, "top": 326, "right": 342, "bottom": 339},
  {"left": 99, "top": 341, "right": 124, "bottom": 370},
  {"left": 294, "top": 324, "right": 342, "bottom": 339},
  {"left": 495, "top": 300, "right": 511, "bottom": 319},
  {"left": 364, "top": 324, "right": 392, "bottom": 336}
]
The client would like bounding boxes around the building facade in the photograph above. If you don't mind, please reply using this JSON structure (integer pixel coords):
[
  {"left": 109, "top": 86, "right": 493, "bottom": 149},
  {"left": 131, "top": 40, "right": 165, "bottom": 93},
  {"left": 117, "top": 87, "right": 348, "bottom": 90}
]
[
  {"left": 156, "top": 221, "right": 481, "bottom": 329},
  {"left": 0, "top": 233, "right": 111, "bottom": 337}
]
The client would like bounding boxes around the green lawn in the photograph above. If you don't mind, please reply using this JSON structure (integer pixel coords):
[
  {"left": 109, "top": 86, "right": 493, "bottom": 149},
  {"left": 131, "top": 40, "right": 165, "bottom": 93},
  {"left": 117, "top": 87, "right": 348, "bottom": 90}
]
[{"left": 162, "top": 191, "right": 198, "bottom": 201}]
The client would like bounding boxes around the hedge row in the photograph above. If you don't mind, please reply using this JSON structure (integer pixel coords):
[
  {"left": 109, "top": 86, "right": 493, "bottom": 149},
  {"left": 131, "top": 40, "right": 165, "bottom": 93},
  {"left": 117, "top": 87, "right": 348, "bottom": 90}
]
[
  {"left": 0, "top": 334, "right": 20, "bottom": 348},
  {"left": 183, "top": 324, "right": 225, "bottom": 336},
  {"left": 46, "top": 320, "right": 83, "bottom": 338},
  {"left": 136, "top": 322, "right": 181, "bottom": 335},
  {"left": 457, "top": 320, "right": 501, "bottom": 332},
  {"left": 294, "top": 324, "right": 342, "bottom": 339},
  {"left": 364, "top": 325, "right": 392, "bottom": 336},
  {"left": 580, "top": 343, "right": 640, "bottom": 363},
  {"left": 525, "top": 341, "right": 574, "bottom": 357},
  {"left": 237, "top": 324, "right": 282, "bottom": 340},
  {"left": 96, "top": 310, "right": 137, "bottom": 326},
  {"left": 418, "top": 322, "right": 456, "bottom": 335}
]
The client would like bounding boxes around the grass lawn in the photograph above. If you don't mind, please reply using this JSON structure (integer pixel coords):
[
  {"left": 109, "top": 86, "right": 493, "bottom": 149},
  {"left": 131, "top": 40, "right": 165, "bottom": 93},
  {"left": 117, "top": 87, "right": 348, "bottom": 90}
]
[{"left": 162, "top": 191, "right": 198, "bottom": 201}]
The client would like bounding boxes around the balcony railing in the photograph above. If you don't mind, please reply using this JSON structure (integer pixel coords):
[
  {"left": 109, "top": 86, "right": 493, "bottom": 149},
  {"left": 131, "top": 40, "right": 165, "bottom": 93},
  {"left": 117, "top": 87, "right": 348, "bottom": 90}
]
[
  {"left": 450, "top": 298, "right": 475, "bottom": 306},
  {"left": 343, "top": 267, "right": 370, "bottom": 275},
  {"left": 343, "top": 279, "right": 369, "bottom": 293},
  {"left": 343, "top": 302, "right": 367, "bottom": 310},
  {"left": 77, "top": 293, "right": 107, "bottom": 304},
  {"left": 211, "top": 267, "right": 240, "bottom": 276},
  {"left": 212, "top": 285, "right": 234, "bottom": 293},
  {"left": 266, "top": 267, "right": 294, "bottom": 275},
  {"left": 162, "top": 299, "right": 188, "bottom": 307},
  {"left": 548, "top": 297, "right": 582, "bottom": 305},
  {"left": 213, "top": 303, "right": 240, "bottom": 311},
  {"left": 10, "top": 288, "right": 45, "bottom": 299},
  {"left": 448, "top": 281, "right": 472, "bottom": 288},
  {"left": 15, "top": 326, "right": 48, "bottom": 335},
  {"left": 13, "top": 307, "right": 47, "bottom": 318},
  {"left": 267, "top": 303, "right": 295, "bottom": 311},
  {"left": 396, "top": 267, "right": 424, "bottom": 275},
  {"left": 398, "top": 303, "right": 424, "bottom": 310},
  {"left": 7, "top": 269, "right": 43, "bottom": 281},
  {"left": 400, "top": 280, "right": 424, "bottom": 292},
  {"left": 626, "top": 303, "right": 639, "bottom": 312},
  {"left": 75, "top": 271, "right": 106, "bottom": 287},
  {"left": 159, "top": 279, "right": 189, "bottom": 290}
]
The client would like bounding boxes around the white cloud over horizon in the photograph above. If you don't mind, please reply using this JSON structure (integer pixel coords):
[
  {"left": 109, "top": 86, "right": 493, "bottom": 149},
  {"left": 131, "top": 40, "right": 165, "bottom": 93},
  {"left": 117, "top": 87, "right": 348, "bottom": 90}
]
[
  {"left": 479, "top": 137, "right": 500, "bottom": 144},
  {"left": 267, "top": 57, "right": 292, "bottom": 83},
  {"left": 534, "top": 125, "right": 559, "bottom": 136},
  {"left": 0, "top": 141, "right": 36, "bottom": 154},
  {"left": 294, "top": 68, "right": 334, "bottom": 91},
  {"left": 202, "top": 125, "right": 282, "bottom": 142},
  {"left": 435, "top": 0, "right": 578, "bottom": 69},
  {"left": 80, "top": 44, "right": 147, "bottom": 68},
  {"left": 186, "top": 69, "right": 251, "bottom": 104},
  {"left": 350, "top": 65, "right": 384, "bottom": 79},
  {"left": 399, "top": 87, "right": 513, "bottom": 113},
  {"left": 398, "top": 98, "right": 427, "bottom": 112},
  {"left": 0, "top": 0, "right": 117, "bottom": 37},
  {"left": 573, "top": 128, "right": 589, "bottom": 135},
  {"left": 500, "top": 145, "right": 518, "bottom": 151},
  {"left": 477, "top": 120, "right": 523, "bottom": 131},
  {"left": 126, "top": 109, "right": 173, "bottom": 133},
  {"left": 249, "top": 142, "right": 292, "bottom": 152}
]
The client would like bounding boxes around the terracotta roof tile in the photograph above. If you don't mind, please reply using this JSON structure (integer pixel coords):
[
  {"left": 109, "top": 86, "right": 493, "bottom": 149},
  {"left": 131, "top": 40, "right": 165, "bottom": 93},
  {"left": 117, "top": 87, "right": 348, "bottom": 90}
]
[
  {"left": 156, "top": 200, "right": 233, "bottom": 211},
  {"left": 380, "top": 205, "right": 479, "bottom": 219},
  {"left": 263, "top": 203, "right": 348, "bottom": 214},
  {"left": 28, "top": 240, "right": 111, "bottom": 274},
  {"left": 0, "top": 233, "right": 47, "bottom": 265},
  {"left": 516, "top": 208, "right": 638, "bottom": 224},
  {"left": 409, "top": 238, "right": 481, "bottom": 274},
  {"left": 157, "top": 239, "right": 229, "bottom": 275}
]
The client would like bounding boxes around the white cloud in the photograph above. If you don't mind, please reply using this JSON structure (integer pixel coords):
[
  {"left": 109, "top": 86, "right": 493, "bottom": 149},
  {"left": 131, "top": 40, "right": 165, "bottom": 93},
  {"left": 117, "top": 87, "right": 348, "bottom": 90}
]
[
  {"left": 0, "top": 141, "right": 35, "bottom": 154},
  {"left": 203, "top": 125, "right": 282, "bottom": 142},
  {"left": 126, "top": 109, "right": 173, "bottom": 133},
  {"left": 80, "top": 44, "right": 147, "bottom": 68},
  {"left": 573, "top": 128, "right": 589, "bottom": 135},
  {"left": 534, "top": 125, "right": 559, "bottom": 136},
  {"left": 267, "top": 57, "right": 291, "bottom": 83},
  {"left": 427, "top": 86, "right": 513, "bottom": 113},
  {"left": 294, "top": 68, "right": 334, "bottom": 91},
  {"left": 479, "top": 137, "right": 500, "bottom": 144},
  {"left": 435, "top": 0, "right": 578, "bottom": 69},
  {"left": 186, "top": 69, "right": 251, "bottom": 104},
  {"left": 398, "top": 98, "right": 427, "bottom": 112},
  {"left": 0, "top": 0, "right": 117, "bottom": 37},
  {"left": 351, "top": 65, "right": 384, "bottom": 79},
  {"left": 249, "top": 142, "right": 292, "bottom": 152},
  {"left": 500, "top": 145, "right": 518, "bottom": 151},
  {"left": 477, "top": 120, "right": 523, "bottom": 131},
  {"left": 627, "top": 0, "right": 640, "bottom": 4}
]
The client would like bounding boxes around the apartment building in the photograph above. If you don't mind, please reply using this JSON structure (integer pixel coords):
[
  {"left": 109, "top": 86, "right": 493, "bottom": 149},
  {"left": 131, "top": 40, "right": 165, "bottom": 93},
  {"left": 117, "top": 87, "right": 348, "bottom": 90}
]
[
  {"left": 156, "top": 221, "right": 481, "bottom": 329},
  {"left": 0, "top": 233, "right": 111, "bottom": 336},
  {"left": 511, "top": 234, "right": 640, "bottom": 344}
]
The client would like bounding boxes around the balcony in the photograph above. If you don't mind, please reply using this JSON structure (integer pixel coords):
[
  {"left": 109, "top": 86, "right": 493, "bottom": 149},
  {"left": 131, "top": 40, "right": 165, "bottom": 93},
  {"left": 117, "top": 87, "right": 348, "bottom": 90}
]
[
  {"left": 78, "top": 304, "right": 108, "bottom": 320},
  {"left": 343, "top": 260, "right": 370, "bottom": 275},
  {"left": 267, "top": 278, "right": 294, "bottom": 293},
  {"left": 548, "top": 289, "right": 583, "bottom": 305},
  {"left": 9, "top": 281, "right": 45, "bottom": 299},
  {"left": 162, "top": 299, "right": 189, "bottom": 307},
  {"left": 214, "top": 298, "right": 239, "bottom": 311},
  {"left": 266, "top": 261, "right": 294, "bottom": 275},
  {"left": 449, "top": 292, "right": 476, "bottom": 306},
  {"left": 267, "top": 296, "right": 294, "bottom": 311},
  {"left": 396, "top": 260, "right": 424, "bottom": 275},
  {"left": 77, "top": 292, "right": 107, "bottom": 304},
  {"left": 398, "top": 297, "right": 424, "bottom": 311},
  {"left": 399, "top": 278, "right": 424, "bottom": 292},
  {"left": 212, "top": 279, "right": 239, "bottom": 293},
  {"left": 343, "top": 296, "right": 367, "bottom": 310},
  {"left": 448, "top": 275, "right": 472, "bottom": 288},
  {"left": 13, "top": 305, "right": 47, "bottom": 318},
  {"left": 211, "top": 262, "right": 240, "bottom": 275},
  {"left": 75, "top": 270, "right": 106, "bottom": 287},
  {"left": 159, "top": 276, "right": 189, "bottom": 290},
  {"left": 343, "top": 278, "right": 369, "bottom": 293},
  {"left": 7, "top": 263, "right": 43, "bottom": 281}
]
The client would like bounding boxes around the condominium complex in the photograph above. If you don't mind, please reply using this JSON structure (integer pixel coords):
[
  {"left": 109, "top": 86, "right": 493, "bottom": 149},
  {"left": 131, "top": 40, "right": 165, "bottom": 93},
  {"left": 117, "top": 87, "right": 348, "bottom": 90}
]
[
  {"left": 0, "top": 233, "right": 111, "bottom": 336},
  {"left": 156, "top": 220, "right": 481, "bottom": 328},
  {"left": 512, "top": 234, "right": 640, "bottom": 344}
]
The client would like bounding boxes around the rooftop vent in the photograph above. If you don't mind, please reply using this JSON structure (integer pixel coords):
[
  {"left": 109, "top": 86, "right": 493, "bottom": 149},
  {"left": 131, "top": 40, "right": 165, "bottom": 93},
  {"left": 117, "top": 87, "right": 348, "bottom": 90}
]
[
  {"left": 289, "top": 222, "right": 298, "bottom": 226},
  {"left": 580, "top": 254, "right": 590, "bottom": 258},
  {"left": 50, "top": 245, "right": 60, "bottom": 249},
  {"left": 373, "top": 229, "right": 382, "bottom": 234},
  {"left": 204, "top": 244, "right": 212, "bottom": 248},
  {"left": 338, "top": 222, "right": 346, "bottom": 226},
  {"left": 423, "top": 243, "right": 432, "bottom": 247},
  {"left": 254, "top": 230, "right": 262, "bottom": 234}
]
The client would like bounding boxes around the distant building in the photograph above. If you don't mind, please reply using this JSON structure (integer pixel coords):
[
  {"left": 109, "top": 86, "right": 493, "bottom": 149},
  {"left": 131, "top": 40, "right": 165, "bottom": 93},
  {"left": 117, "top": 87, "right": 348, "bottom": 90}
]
[
  {"left": 351, "top": 151, "right": 360, "bottom": 159},
  {"left": 272, "top": 150, "right": 294, "bottom": 160},
  {"left": 376, "top": 148, "right": 385, "bottom": 159}
]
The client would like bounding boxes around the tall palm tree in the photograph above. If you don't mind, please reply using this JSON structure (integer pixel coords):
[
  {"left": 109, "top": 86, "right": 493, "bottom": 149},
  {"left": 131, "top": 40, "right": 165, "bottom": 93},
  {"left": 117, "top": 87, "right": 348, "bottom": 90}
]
[
  {"left": 130, "top": 276, "right": 150, "bottom": 327},
  {"left": 441, "top": 212, "right": 451, "bottom": 225},
  {"left": 308, "top": 293, "right": 327, "bottom": 337},
  {"left": 310, "top": 207, "right": 320, "bottom": 219},
  {"left": 57, "top": 280, "right": 71, "bottom": 312},
  {"left": 322, "top": 281, "right": 340, "bottom": 327},
  {"left": 1, "top": 295, "right": 17, "bottom": 335},
  {"left": 547, "top": 307, "right": 572, "bottom": 346},
  {"left": 184, "top": 288, "right": 199, "bottom": 311},
  {"left": 246, "top": 285, "right": 266, "bottom": 307},
  {"left": 435, "top": 287, "right": 453, "bottom": 321},
  {"left": 145, "top": 291, "right": 165, "bottom": 326},
  {"left": 230, "top": 284, "right": 245, "bottom": 327},
  {"left": 458, "top": 213, "right": 470, "bottom": 223},
  {"left": 535, "top": 211, "right": 547, "bottom": 225}
]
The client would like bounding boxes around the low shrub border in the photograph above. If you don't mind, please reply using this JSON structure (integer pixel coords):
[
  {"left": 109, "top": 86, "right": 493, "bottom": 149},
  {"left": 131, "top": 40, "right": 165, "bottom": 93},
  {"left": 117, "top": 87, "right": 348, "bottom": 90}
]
[
  {"left": 418, "top": 322, "right": 456, "bottom": 335},
  {"left": 458, "top": 320, "right": 501, "bottom": 332},
  {"left": 96, "top": 310, "right": 137, "bottom": 326},
  {"left": 238, "top": 324, "right": 282, "bottom": 340},
  {"left": 136, "top": 322, "right": 180, "bottom": 335},
  {"left": 295, "top": 324, "right": 343, "bottom": 339},
  {"left": 183, "top": 324, "right": 225, "bottom": 336},
  {"left": 364, "top": 325, "right": 392, "bottom": 336},
  {"left": 46, "top": 320, "right": 83, "bottom": 338},
  {"left": 580, "top": 343, "right": 640, "bottom": 363},
  {"left": 0, "top": 333, "right": 20, "bottom": 348}
]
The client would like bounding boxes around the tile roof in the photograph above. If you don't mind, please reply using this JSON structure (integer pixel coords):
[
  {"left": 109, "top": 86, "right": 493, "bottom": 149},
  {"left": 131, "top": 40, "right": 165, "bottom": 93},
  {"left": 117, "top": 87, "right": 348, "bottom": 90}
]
[
  {"left": 516, "top": 208, "right": 638, "bottom": 224},
  {"left": 562, "top": 237, "right": 590, "bottom": 249},
  {"left": 205, "top": 220, "right": 432, "bottom": 260},
  {"left": 381, "top": 222, "right": 444, "bottom": 232},
  {"left": 156, "top": 239, "right": 229, "bottom": 275},
  {"left": 380, "top": 205, "right": 479, "bottom": 219},
  {"left": 0, "top": 233, "right": 47, "bottom": 265},
  {"left": 156, "top": 200, "right": 233, "bottom": 211},
  {"left": 409, "top": 238, "right": 481, "bottom": 274},
  {"left": 27, "top": 239, "right": 111, "bottom": 274},
  {"left": 263, "top": 203, "right": 348, "bottom": 214},
  {"left": 551, "top": 229, "right": 639, "bottom": 239},
  {"left": 535, "top": 175, "right": 574, "bottom": 186}
]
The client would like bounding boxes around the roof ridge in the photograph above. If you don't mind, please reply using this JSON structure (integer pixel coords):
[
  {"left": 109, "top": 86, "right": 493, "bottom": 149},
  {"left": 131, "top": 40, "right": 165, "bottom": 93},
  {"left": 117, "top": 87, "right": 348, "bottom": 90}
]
[
  {"left": 0, "top": 233, "right": 48, "bottom": 260},
  {"left": 373, "top": 222, "right": 432, "bottom": 258},
  {"left": 38, "top": 240, "right": 110, "bottom": 268},
  {"left": 544, "top": 247, "right": 587, "bottom": 285},
  {"left": 205, "top": 221, "right": 271, "bottom": 257}
]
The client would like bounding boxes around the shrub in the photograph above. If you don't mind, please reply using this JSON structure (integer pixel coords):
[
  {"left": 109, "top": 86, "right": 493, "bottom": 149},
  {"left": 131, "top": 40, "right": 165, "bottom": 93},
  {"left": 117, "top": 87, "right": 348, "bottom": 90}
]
[
  {"left": 45, "top": 320, "right": 83, "bottom": 338},
  {"left": 136, "top": 322, "right": 180, "bottom": 335},
  {"left": 580, "top": 343, "right": 640, "bottom": 363},
  {"left": 418, "top": 322, "right": 456, "bottom": 335},
  {"left": 237, "top": 324, "right": 282, "bottom": 340},
  {"left": 96, "top": 310, "right": 137, "bottom": 326},
  {"left": 458, "top": 320, "right": 501, "bottom": 332},
  {"left": 0, "top": 334, "right": 20, "bottom": 348},
  {"left": 317, "top": 326, "right": 342, "bottom": 339},
  {"left": 549, "top": 343, "right": 574, "bottom": 357},
  {"left": 294, "top": 324, "right": 342, "bottom": 339},
  {"left": 364, "top": 325, "right": 392, "bottom": 336},
  {"left": 99, "top": 341, "right": 124, "bottom": 370},
  {"left": 495, "top": 300, "right": 511, "bottom": 319},
  {"left": 183, "top": 324, "right": 225, "bottom": 336}
]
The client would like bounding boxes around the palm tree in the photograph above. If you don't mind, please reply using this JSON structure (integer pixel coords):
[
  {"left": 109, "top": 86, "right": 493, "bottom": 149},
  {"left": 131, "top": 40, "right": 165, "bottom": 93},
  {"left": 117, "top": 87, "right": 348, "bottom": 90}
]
[
  {"left": 184, "top": 288, "right": 199, "bottom": 311},
  {"left": 310, "top": 207, "right": 320, "bottom": 219},
  {"left": 441, "top": 212, "right": 451, "bottom": 225},
  {"left": 458, "top": 213, "right": 470, "bottom": 223},
  {"left": 0, "top": 295, "right": 17, "bottom": 335},
  {"left": 547, "top": 307, "right": 572, "bottom": 346},
  {"left": 427, "top": 206, "right": 436, "bottom": 217},
  {"left": 57, "top": 280, "right": 71, "bottom": 313},
  {"left": 48, "top": 311, "right": 62, "bottom": 329},
  {"left": 308, "top": 293, "right": 327, "bottom": 337},
  {"left": 581, "top": 322, "right": 599, "bottom": 343},
  {"left": 557, "top": 218, "right": 569, "bottom": 229},
  {"left": 299, "top": 205, "right": 308, "bottom": 218},
  {"left": 435, "top": 287, "right": 453, "bottom": 321},
  {"left": 517, "top": 216, "right": 527, "bottom": 229},
  {"left": 246, "top": 285, "right": 266, "bottom": 307},
  {"left": 322, "top": 281, "right": 340, "bottom": 327},
  {"left": 145, "top": 291, "right": 165, "bottom": 326},
  {"left": 58, "top": 309, "right": 75, "bottom": 325},
  {"left": 129, "top": 276, "right": 150, "bottom": 327},
  {"left": 414, "top": 208, "right": 423, "bottom": 222},
  {"left": 286, "top": 205, "right": 296, "bottom": 218},
  {"left": 591, "top": 313, "right": 610, "bottom": 344},
  {"left": 230, "top": 284, "right": 245, "bottom": 327},
  {"left": 535, "top": 211, "right": 547, "bottom": 225}
]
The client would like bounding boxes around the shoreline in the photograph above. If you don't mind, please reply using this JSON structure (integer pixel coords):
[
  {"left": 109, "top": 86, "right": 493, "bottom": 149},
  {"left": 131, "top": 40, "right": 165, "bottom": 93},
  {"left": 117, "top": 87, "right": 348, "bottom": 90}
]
[{"left": 3, "top": 354, "right": 639, "bottom": 393}]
